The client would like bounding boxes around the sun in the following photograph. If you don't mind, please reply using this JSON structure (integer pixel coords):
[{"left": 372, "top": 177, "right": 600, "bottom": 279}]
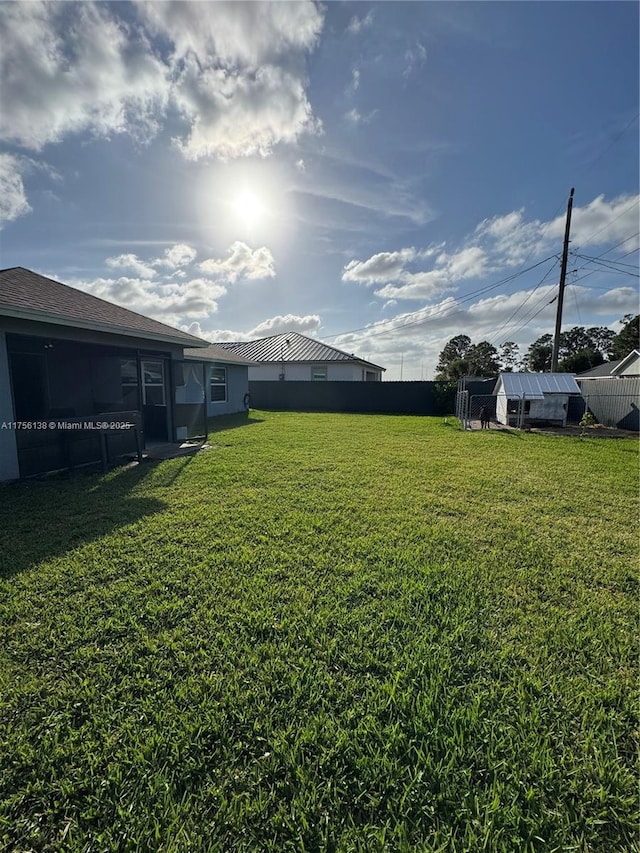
[{"left": 232, "top": 190, "right": 265, "bottom": 227}]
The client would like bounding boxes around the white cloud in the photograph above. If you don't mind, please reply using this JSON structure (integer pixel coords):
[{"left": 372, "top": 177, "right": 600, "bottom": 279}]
[
  {"left": 343, "top": 248, "right": 417, "bottom": 284},
  {"left": 343, "top": 245, "right": 487, "bottom": 300},
  {"left": 249, "top": 314, "right": 321, "bottom": 337},
  {"left": 346, "top": 11, "right": 374, "bottom": 35},
  {"left": 70, "top": 274, "right": 226, "bottom": 325},
  {"left": 403, "top": 42, "right": 427, "bottom": 78},
  {"left": 199, "top": 241, "right": 276, "bottom": 282},
  {"left": 154, "top": 243, "right": 197, "bottom": 269},
  {"left": 0, "top": 2, "right": 168, "bottom": 151},
  {"left": 344, "top": 107, "right": 378, "bottom": 125},
  {"left": 0, "top": 154, "right": 31, "bottom": 227},
  {"left": 330, "top": 281, "right": 638, "bottom": 380},
  {"left": 296, "top": 159, "right": 306, "bottom": 172},
  {"left": 346, "top": 192, "right": 639, "bottom": 304},
  {"left": 0, "top": 1, "right": 324, "bottom": 161},
  {"left": 347, "top": 68, "right": 361, "bottom": 93},
  {"left": 139, "top": 0, "right": 324, "bottom": 160},
  {"left": 105, "top": 253, "right": 156, "bottom": 280},
  {"left": 549, "top": 193, "right": 640, "bottom": 248}
]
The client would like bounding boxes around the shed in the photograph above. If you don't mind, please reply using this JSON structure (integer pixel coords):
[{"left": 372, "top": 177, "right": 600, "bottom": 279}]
[{"left": 494, "top": 372, "right": 581, "bottom": 428}]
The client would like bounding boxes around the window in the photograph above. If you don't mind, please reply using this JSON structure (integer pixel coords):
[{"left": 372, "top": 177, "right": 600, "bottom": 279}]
[
  {"left": 312, "top": 366, "right": 327, "bottom": 381},
  {"left": 365, "top": 370, "right": 379, "bottom": 382},
  {"left": 210, "top": 366, "right": 227, "bottom": 402},
  {"left": 142, "top": 360, "right": 165, "bottom": 406}
]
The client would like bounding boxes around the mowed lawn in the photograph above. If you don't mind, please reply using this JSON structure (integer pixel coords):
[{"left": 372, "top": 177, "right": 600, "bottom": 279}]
[{"left": 0, "top": 412, "right": 637, "bottom": 853}]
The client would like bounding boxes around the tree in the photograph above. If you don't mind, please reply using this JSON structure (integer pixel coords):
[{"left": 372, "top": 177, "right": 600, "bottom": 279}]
[
  {"left": 499, "top": 341, "right": 520, "bottom": 372},
  {"left": 559, "top": 326, "right": 595, "bottom": 361},
  {"left": 435, "top": 335, "right": 471, "bottom": 379},
  {"left": 523, "top": 334, "right": 553, "bottom": 372},
  {"left": 609, "top": 314, "right": 639, "bottom": 360},
  {"left": 560, "top": 348, "right": 604, "bottom": 373},
  {"left": 586, "top": 326, "right": 615, "bottom": 358},
  {"left": 466, "top": 341, "right": 500, "bottom": 377}
]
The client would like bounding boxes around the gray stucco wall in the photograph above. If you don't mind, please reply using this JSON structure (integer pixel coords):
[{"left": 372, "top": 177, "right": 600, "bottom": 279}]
[
  {"left": 205, "top": 363, "right": 249, "bottom": 416},
  {"left": 0, "top": 330, "right": 20, "bottom": 481}
]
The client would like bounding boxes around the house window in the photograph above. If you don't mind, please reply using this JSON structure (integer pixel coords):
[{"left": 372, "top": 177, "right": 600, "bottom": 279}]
[
  {"left": 312, "top": 366, "right": 327, "bottom": 381},
  {"left": 142, "top": 360, "right": 165, "bottom": 406},
  {"left": 365, "top": 370, "right": 378, "bottom": 381},
  {"left": 210, "top": 366, "right": 227, "bottom": 402}
]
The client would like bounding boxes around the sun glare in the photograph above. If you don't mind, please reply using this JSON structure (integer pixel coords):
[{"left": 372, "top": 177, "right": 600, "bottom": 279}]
[{"left": 233, "top": 190, "right": 265, "bottom": 226}]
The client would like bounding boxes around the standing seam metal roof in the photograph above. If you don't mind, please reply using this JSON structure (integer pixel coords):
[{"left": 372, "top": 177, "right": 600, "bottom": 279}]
[
  {"left": 214, "top": 331, "right": 385, "bottom": 369},
  {"left": 496, "top": 372, "right": 581, "bottom": 398}
]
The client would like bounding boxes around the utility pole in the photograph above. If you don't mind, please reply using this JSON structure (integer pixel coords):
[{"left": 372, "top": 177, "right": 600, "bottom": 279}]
[{"left": 551, "top": 187, "right": 575, "bottom": 371}]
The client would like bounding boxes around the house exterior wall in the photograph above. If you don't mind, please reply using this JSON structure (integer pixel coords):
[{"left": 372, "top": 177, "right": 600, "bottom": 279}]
[
  {"left": 0, "top": 318, "right": 201, "bottom": 478},
  {"left": 248, "top": 362, "right": 381, "bottom": 381},
  {"left": 205, "top": 363, "right": 249, "bottom": 417},
  {"left": 0, "top": 331, "right": 19, "bottom": 481},
  {"left": 617, "top": 353, "right": 640, "bottom": 376}
]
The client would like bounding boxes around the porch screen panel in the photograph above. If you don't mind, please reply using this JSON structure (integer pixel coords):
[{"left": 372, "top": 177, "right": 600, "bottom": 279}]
[{"left": 175, "top": 362, "right": 206, "bottom": 439}]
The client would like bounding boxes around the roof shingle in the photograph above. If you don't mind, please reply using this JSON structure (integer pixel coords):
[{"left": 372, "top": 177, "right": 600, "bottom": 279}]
[{"left": 0, "top": 267, "right": 208, "bottom": 348}]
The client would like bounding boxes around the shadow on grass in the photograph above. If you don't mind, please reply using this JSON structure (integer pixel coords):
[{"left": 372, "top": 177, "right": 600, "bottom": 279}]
[
  {"left": 0, "top": 461, "right": 166, "bottom": 580},
  {"left": 206, "top": 412, "right": 264, "bottom": 435}
]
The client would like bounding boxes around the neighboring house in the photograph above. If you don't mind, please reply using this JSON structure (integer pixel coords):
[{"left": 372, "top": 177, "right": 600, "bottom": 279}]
[
  {"left": 0, "top": 267, "right": 251, "bottom": 481},
  {"left": 215, "top": 332, "right": 385, "bottom": 381},
  {"left": 576, "top": 350, "right": 640, "bottom": 430},
  {"left": 494, "top": 372, "right": 581, "bottom": 427}
]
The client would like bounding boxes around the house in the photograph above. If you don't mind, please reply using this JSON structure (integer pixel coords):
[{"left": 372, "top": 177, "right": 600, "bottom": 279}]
[
  {"left": 0, "top": 267, "right": 251, "bottom": 481},
  {"left": 494, "top": 372, "right": 581, "bottom": 428},
  {"left": 575, "top": 350, "right": 640, "bottom": 430},
  {"left": 215, "top": 332, "right": 385, "bottom": 382}
]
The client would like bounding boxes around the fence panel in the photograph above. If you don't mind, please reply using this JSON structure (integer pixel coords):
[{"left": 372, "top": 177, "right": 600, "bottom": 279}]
[
  {"left": 248, "top": 381, "right": 455, "bottom": 415},
  {"left": 578, "top": 378, "right": 639, "bottom": 430}
]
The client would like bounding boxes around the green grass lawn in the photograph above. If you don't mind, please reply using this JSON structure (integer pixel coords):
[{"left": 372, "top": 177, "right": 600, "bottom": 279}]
[{"left": 0, "top": 412, "right": 637, "bottom": 852}]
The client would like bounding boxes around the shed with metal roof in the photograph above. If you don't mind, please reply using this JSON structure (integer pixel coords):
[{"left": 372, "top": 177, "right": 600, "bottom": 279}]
[{"left": 494, "top": 372, "right": 581, "bottom": 427}]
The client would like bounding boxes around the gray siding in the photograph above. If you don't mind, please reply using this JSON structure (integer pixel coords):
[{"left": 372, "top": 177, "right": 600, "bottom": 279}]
[
  {"left": 206, "top": 363, "right": 249, "bottom": 417},
  {"left": 578, "top": 377, "right": 640, "bottom": 430}
]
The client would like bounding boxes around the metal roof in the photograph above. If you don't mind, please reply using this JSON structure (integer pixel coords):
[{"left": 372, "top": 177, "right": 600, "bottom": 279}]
[
  {"left": 496, "top": 372, "right": 581, "bottom": 399},
  {"left": 183, "top": 344, "right": 255, "bottom": 365},
  {"left": 214, "top": 331, "right": 385, "bottom": 370},
  {"left": 0, "top": 267, "right": 208, "bottom": 348}
]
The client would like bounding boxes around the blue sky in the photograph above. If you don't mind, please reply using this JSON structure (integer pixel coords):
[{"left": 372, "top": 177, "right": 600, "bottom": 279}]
[{"left": 1, "top": 1, "right": 638, "bottom": 379}]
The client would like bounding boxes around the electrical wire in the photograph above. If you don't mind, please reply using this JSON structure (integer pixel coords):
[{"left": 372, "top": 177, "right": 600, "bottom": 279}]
[
  {"left": 571, "top": 255, "right": 639, "bottom": 278},
  {"left": 573, "top": 199, "right": 640, "bottom": 247},
  {"left": 487, "top": 255, "right": 560, "bottom": 346},
  {"left": 323, "top": 254, "right": 559, "bottom": 342}
]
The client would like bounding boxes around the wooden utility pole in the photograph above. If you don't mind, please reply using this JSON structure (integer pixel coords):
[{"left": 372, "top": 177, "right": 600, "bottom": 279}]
[{"left": 551, "top": 187, "right": 575, "bottom": 371}]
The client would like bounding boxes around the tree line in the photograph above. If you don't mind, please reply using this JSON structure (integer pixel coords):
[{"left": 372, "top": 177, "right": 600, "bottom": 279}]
[{"left": 435, "top": 314, "right": 639, "bottom": 380}]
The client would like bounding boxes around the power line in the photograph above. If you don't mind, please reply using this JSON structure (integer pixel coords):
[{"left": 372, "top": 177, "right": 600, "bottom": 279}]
[
  {"left": 324, "top": 254, "right": 558, "bottom": 342},
  {"left": 581, "top": 112, "right": 639, "bottom": 174},
  {"left": 573, "top": 199, "right": 640, "bottom": 247},
  {"left": 487, "top": 256, "right": 560, "bottom": 346},
  {"left": 571, "top": 254, "right": 639, "bottom": 278},
  {"left": 574, "top": 252, "right": 639, "bottom": 270}
]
